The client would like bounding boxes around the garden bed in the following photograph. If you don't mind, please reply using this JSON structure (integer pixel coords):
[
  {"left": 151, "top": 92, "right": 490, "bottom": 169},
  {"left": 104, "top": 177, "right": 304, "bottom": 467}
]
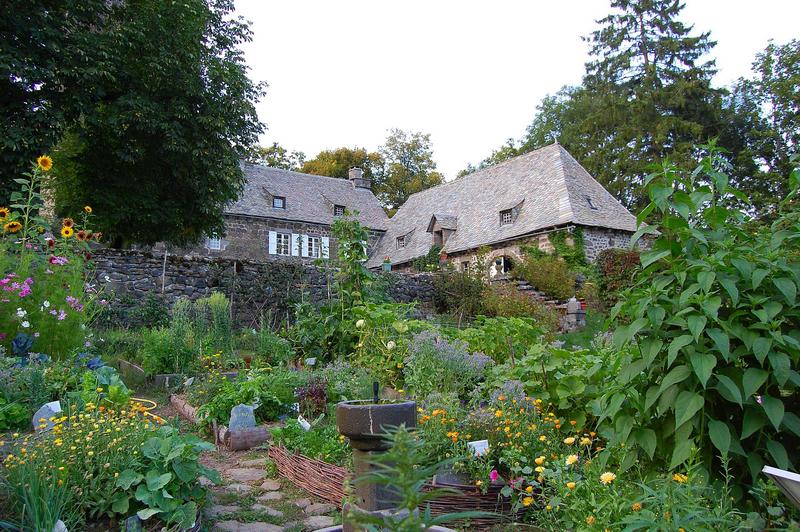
[
  {"left": 423, "top": 478, "right": 523, "bottom": 529},
  {"left": 267, "top": 443, "right": 351, "bottom": 506}
]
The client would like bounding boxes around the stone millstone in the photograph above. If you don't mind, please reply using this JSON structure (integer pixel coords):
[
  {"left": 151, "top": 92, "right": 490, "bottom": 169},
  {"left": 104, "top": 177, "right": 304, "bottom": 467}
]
[{"left": 226, "top": 468, "right": 267, "bottom": 483}]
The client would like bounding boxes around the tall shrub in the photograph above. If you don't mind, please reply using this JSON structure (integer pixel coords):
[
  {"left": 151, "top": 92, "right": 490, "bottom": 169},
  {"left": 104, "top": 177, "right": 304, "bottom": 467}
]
[{"left": 597, "top": 148, "right": 800, "bottom": 489}]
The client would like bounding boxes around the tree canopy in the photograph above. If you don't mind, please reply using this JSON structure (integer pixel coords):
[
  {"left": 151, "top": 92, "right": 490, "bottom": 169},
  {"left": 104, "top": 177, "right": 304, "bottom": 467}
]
[
  {"left": 247, "top": 142, "right": 306, "bottom": 171},
  {"left": 301, "top": 147, "right": 383, "bottom": 180},
  {"left": 3, "top": 0, "right": 264, "bottom": 246},
  {"left": 463, "top": 1, "right": 799, "bottom": 219},
  {"left": 374, "top": 129, "right": 443, "bottom": 213}
]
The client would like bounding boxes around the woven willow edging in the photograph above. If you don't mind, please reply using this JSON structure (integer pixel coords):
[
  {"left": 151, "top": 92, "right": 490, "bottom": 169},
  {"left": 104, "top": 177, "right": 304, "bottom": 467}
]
[
  {"left": 422, "top": 480, "right": 523, "bottom": 529},
  {"left": 267, "top": 444, "right": 351, "bottom": 506}
]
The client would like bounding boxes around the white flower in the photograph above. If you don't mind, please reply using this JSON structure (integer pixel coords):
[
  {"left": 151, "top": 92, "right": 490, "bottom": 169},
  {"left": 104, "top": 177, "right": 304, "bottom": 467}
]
[
  {"left": 104, "top": 275, "right": 111, "bottom": 282},
  {"left": 43, "top": 300, "right": 50, "bottom": 308},
  {"left": 16, "top": 308, "right": 27, "bottom": 318},
  {"left": 21, "top": 321, "right": 30, "bottom": 328},
  {"left": 386, "top": 341, "right": 396, "bottom": 351},
  {"left": 355, "top": 319, "right": 366, "bottom": 329}
]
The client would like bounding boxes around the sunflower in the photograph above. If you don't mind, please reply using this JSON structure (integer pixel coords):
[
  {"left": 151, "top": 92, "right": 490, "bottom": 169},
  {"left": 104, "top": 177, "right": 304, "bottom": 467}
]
[
  {"left": 3, "top": 221, "right": 22, "bottom": 233},
  {"left": 61, "top": 226, "right": 74, "bottom": 238},
  {"left": 84, "top": 206, "right": 92, "bottom": 214},
  {"left": 76, "top": 230, "right": 88, "bottom": 241},
  {"left": 93, "top": 232, "right": 103, "bottom": 242},
  {"left": 62, "top": 218, "right": 75, "bottom": 228},
  {"left": 0, "top": 207, "right": 9, "bottom": 219},
  {"left": 37, "top": 155, "right": 53, "bottom": 172}
]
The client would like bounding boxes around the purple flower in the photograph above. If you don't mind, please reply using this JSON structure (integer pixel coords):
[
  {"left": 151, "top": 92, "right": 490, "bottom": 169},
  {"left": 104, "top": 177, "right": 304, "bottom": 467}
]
[
  {"left": 49, "top": 256, "right": 69, "bottom": 266},
  {"left": 756, "top": 395, "right": 763, "bottom": 404},
  {"left": 58, "top": 310, "right": 67, "bottom": 321},
  {"left": 50, "top": 309, "right": 58, "bottom": 316}
]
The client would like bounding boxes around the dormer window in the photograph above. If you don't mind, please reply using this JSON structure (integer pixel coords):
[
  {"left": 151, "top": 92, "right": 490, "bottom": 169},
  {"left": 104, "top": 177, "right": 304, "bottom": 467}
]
[
  {"left": 500, "top": 209, "right": 513, "bottom": 226},
  {"left": 272, "top": 196, "right": 286, "bottom": 209},
  {"left": 396, "top": 236, "right": 406, "bottom": 249},
  {"left": 585, "top": 196, "right": 598, "bottom": 210},
  {"left": 334, "top": 205, "right": 345, "bottom": 217}
]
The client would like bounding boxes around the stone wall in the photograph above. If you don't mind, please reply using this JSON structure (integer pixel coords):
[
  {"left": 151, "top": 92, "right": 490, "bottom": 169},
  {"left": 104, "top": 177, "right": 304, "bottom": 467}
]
[
  {"left": 166, "top": 214, "right": 384, "bottom": 264},
  {"left": 581, "top": 226, "right": 637, "bottom": 262},
  {"left": 92, "top": 249, "right": 434, "bottom": 328}
]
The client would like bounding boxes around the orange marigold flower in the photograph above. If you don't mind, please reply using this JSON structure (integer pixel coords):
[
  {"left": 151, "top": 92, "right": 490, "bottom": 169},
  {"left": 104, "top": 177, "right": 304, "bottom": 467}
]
[{"left": 631, "top": 502, "right": 642, "bottom": 511}]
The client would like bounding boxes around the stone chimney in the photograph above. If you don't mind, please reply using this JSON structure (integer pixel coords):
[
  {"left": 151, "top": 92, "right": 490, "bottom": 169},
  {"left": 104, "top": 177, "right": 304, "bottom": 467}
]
[{"left": 348, "top": 167, "right": 371, "bottom": 190}]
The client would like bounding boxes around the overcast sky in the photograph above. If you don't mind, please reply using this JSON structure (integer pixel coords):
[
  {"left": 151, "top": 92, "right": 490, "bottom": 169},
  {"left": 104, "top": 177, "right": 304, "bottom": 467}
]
[{"left": 234, "top": 0, "right": 799, "bottom": 179}]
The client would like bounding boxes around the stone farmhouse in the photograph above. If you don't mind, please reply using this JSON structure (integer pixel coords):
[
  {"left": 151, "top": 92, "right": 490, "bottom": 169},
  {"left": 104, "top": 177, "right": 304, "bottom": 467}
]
[
  {"left": 365, "top": 143, "right": 638, "bottom": 273},
  {"left": 192, "top": 164, "right": 388, "bottom": 262}
]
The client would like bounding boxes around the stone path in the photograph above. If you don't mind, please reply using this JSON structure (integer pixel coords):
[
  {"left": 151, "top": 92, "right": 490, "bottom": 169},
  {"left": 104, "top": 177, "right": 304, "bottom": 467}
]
[{"left": 200, "top": 449, "right": 340, "bottom": 532}]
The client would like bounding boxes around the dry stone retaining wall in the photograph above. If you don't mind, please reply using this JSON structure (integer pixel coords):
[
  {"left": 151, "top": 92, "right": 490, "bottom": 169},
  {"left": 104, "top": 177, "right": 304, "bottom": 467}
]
[{"left": 92, "top": 249, "right": 435, "bottom": 329}]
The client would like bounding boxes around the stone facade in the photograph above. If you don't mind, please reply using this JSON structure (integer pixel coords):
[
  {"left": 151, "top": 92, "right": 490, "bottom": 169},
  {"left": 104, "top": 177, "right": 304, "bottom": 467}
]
[
  {"left": 391, "top": 224, "right": 635, "bottom": 274},
  {"left": 171, "top": 214, "right": 384, "bottom": 264},
  {"left": 92, "top": 249, "right": 433, "bottom": 329}
]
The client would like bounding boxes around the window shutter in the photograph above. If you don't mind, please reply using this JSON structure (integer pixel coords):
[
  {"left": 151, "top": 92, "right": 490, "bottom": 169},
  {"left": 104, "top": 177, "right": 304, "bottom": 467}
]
[
  {"left": 301, "top": 235, "right": 310, "bottom": 257},
  {"left": 321, "top": 236, "right": 330, "bottom": 259},
  {"left": 268, "top": 231, "right": 277, "bottom": 254},
  {"left": 291, "top": 234, "right": 301, "bottom": 257}
]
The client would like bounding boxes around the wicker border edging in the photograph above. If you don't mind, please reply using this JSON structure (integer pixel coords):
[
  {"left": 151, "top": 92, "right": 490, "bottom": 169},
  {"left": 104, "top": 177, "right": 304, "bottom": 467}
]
[
  {"left": 267, "top": 444, "right": 351, "bottom": 506},
  {"left": 421, "top": 480, "right": 523, "bottom": 530}
]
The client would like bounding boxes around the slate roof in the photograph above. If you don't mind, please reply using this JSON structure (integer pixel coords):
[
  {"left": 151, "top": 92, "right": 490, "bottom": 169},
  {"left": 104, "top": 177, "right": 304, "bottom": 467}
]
[
  {"left": 227, "top": 163, "right": 389, "bottom": 231},
  {"left": 367, "top": 143, "right": 637, "bottom": 267}
]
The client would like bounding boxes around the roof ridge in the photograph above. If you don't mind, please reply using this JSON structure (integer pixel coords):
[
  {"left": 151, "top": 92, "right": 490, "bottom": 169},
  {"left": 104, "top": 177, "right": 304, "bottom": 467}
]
[
  {"left": 403, "top": 142, "right": 561, "bottom": 202},
  {"left": 241, "top": 162, "right": 356, "bottom": 185}
]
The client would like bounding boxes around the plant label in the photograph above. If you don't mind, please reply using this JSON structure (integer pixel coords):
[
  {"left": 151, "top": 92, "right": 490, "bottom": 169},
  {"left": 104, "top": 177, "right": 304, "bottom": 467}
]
[{"left": 468, "top": 439, "right": 489, "bottom": 456}]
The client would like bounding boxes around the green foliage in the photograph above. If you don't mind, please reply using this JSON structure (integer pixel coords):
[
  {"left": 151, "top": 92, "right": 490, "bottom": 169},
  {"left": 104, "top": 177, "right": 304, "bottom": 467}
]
[
  {"left": 599, "top": 151, "right": 800, "bottom": 487},
  {"left": 403, "top": 331, "right": 493, "bottom": 402},
  {"left": 246, "top": 142, "right": 305, "bottom": 170},
  {"left": 315, "top": 360, "right": 376, "bottom": 403},
  {"left": 271, "top": 419, "right": 351, "bottom": 468},
  {"left": 432, "top": 269, "right": 487, "bottom": 321},
  {"left": 113, "top": 426, "right": 219, "bottom": 529},
  {"left": 346, "top": 425, "right": 491, "bottom": 531},
  {"left": 301, "top": 146, "right": 383, "bottom": 180},
  {"left": 481, "top": 283, "right": 561, "bottom": 335},
  {"left": 196, "top": 367, "right": 305, "bottom": 425},
  {"left": 351, "top": 302, "right": 413, "bottom": 386},
  {"left": 595, "top": 248, "right": 641, "bottom": 307},
  {"left": 0, "top": 397, "right": 29, "bottom": 431},
  {"left": 514, "top": 253, "right": 575, "bottom": 301},
  {"left": 412, "top": 244, "right": 442, "bottom": 272},
  {"left": 140, "top": 327, "right": 195, "bottom": 376},
  {"left": 454, "top": 316, "right": 545, "bottom": 364},
  {"left": 47, "top": 0, "right": 264, "bottom": 246},
  {"left": 374, "top": 129, "right": 444, "bottom": 212},
  {"left": 331, "top": 212, "right": 373, "bottom": 306},
  {"left": 253, "top": 319, "right": 294, "bottom": 367},
  {"left": 547, "top": 228, "right": 588, "bottom": 271}
]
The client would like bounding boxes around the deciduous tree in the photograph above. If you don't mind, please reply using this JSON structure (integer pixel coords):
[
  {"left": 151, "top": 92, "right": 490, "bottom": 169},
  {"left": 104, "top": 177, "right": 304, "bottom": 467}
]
[{"left": 375, "top": 129, "right": 443, "bottom": 213}]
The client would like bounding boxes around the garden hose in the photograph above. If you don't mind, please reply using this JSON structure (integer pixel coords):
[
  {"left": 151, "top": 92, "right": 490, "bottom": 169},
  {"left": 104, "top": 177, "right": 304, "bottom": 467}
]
[{"left": 130, "top": 397, "right": 166, "bottom": 424}]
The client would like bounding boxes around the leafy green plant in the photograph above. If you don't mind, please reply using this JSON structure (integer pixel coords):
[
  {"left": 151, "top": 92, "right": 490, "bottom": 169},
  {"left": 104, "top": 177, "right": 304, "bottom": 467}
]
[
  {"left": 599, "top": 148, "right": 800, "bottom": 487},
  {"left": 0, "top": 397, "right": 29, "bottom": 431},
  {"left": 351, "top": 302, "right": 413, "bottom": 386},
  {"left": 113, "top": 427, "right": 220, "bottom": 529},
  {"left": 481, "top": 283, "right": 560, "bottom": 335},
  {"left": 271, "top": 419, "right": 351, "bottom": 467},
  {"left": 432, "top": 268, "right": 487, "bottom": 321},
  {"left": 454, "top": 316, "right": 544, "bottom": 364},
  {"left": 514, "top": 253, "right": 576, "bottom": 301},
  {"left": 595, "top": 248, "right": 641, "bottom": 307},
  {"left": 139, "top": 327, "right": 194, "bottom": 375},
  {"left": 253, "top": 318, "right": 294, "bottom": 366}
]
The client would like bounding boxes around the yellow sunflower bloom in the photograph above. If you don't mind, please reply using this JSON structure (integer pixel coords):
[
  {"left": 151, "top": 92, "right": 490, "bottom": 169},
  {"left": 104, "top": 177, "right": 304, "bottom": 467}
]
[
  {"left": 84, "top": 205, "right": 92, "bottom": 213},
  {"left": 61, "top": 226, "right": 74, "bottom": 238},
  {"left": 4, "top": 221, "right": 22, "bottom": 233},
  {"left": 0, "top": 207, "right": 9, "bottom": 219},
  {"left": 36, "top": 155, "right": 53, "bottom": 172}
]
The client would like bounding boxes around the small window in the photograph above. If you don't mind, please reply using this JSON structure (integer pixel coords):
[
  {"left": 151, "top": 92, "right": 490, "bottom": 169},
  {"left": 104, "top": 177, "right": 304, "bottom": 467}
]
[
  {"left": 461, "top": 261, "right": 470, "bottom": 272},
  {"left": 396, "top": 236, "right": 405, "bottom": 249},
  {"left": 207, "top": 235, "right": 221, "bottom": 250},
  {"left": 334, "top": 205, "right": 346, "bottom": 217},
  {"left": 307, "top": 236, "right": 321, "bottom": 258},
  {"left": 275, "top": 232, "right": 291, "bottom": 256},
  {"left": 272, "top": 196, "right": 286, "bottom": 209},
  {"left": 585, "top": 195, "right": 598, "bottom": 210},
  {"left": 500, "top": 209, "right": 513, "bottom": 226}
]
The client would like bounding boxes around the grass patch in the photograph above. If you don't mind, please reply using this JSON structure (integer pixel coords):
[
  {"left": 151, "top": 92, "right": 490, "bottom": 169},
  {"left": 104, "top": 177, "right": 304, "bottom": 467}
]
[{"left": 558, "top": 310, "right": 607, "bottom": 349}]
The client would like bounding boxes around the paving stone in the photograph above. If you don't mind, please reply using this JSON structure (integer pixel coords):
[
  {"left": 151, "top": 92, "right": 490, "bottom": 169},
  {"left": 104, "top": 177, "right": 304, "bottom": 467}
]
[
  {"left": 251, "top": 504, "right": 284, "bottom": 518},
  {"left": 226, "top": 468, "right": 268, "bottom": 483},
  {"left": 303, "top": 516, "right": 336, "bottom": 530},
  {"left": 204, "top": 505, "right": 240, "bottom": 518},
  {"left": 256, "top": 491, "right": 284, "bottom": 501},
  {"left": 239, "top": 457, "right": 269, "bottom": 468},
  {"left": 260, "top": 479, "right": 281, "bottom": 491},
  {"left": 304, "top": 503, "right": 337, "bottom": 516},
  {"left": 199, "top": 475, "right": 216, "bottom": 487},
  {"left": 225, "top": 483, "right": 253, "bottom": 494},
  {"left": 293, "top": 498, "right": 312, "bottom": 508},
  {"left": 212, "top": 521, "right": 283, "bottom": 532}
]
